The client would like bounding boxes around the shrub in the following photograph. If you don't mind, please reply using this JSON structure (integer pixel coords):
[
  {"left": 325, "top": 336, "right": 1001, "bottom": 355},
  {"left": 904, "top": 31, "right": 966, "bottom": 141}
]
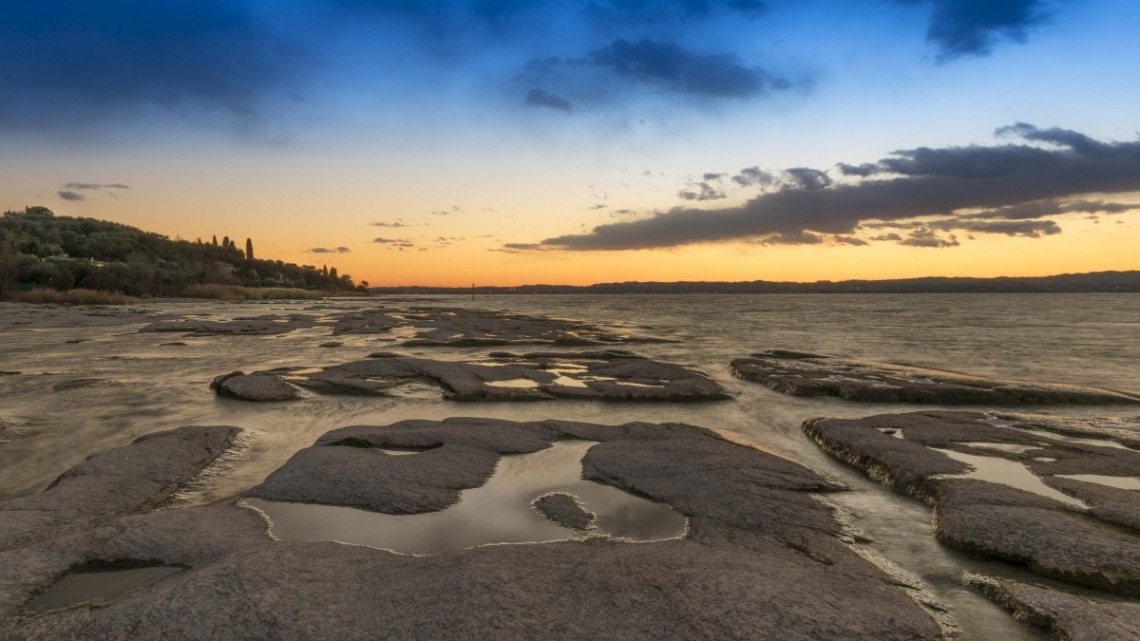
[{"left": 8, "top": 288, "right": 129, "bottom": 305}]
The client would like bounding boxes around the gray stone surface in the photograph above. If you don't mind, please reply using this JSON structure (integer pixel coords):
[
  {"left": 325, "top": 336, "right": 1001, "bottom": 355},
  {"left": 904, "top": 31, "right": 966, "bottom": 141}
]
[
  {"left": 0, "top": 426, "right": 240, "bottom": 552},
  {"left": 293, "top": 351, "right": 729, "bottom": 402},
  {"left": 141, "top": 314, "right": 317, "bottom": 336},
  {"left": 397, "top": 307, "right": 675, "bottom": 346},
  {"left": 0, "top": 418, "right": 945, "bottom": 641},
  {"left": 733, "top": 350, "right": 1139, "bottom": 404},
  {"left": 966, "top": 574, "right": 1140, "bottom": 641},
  {"left": 804, "top": 411, "right": 1140, "bottom": 596},
  {"left": 210, "top": 372, "right": 300, "bottom": 402},
  {"left": 533, "top": 492, "right": 595, "bottom": 531}
]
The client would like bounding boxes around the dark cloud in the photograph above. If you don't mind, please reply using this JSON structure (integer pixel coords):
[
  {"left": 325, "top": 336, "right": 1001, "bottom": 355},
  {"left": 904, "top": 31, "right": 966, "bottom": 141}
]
[
  {"left": 532, "top": 124, "right": 1140, "bottom": 250},
  {"left": 57, "top": 190, "right": 85, "bottom": 201},
  {"left": 963, "top": 199, "right": 1140, "bottom": 220},
  {"left": 783, "top": 167, "right": 832, "bottom": 190},
  {"left": 0, "top": 1, "right": 302, "bottom": 132},
  {"left": 702, "top": 172, "right": 726, "bottom": 181},
  {"left": 524, "top": 88, "right": 572, "bottom": 113},
  {"left": 372, "top": 220, "right": 419, "bottom": 227},
  {"left": 731, "top": 166, "right": 775, "bottom": 187},
  {"left": 756, "top": 230, "right": 824, "bottom": 245},
  {"left": 678, "top": 182, "right": 726, "bottom": 201},
  {"left": 306, "top": 246, "right": 351, "bottom": 254},
  {"left": 833, "top": 235, "right": 868, "bottom": 246},
  {"left": 62, "top": 182, "right": 130, "bottom": 190},
  {"left": 899, "top": 229, "right": 959, "bottom": 248},
  {"left": 870, "top": 233, "right": 902, "bottom": 241},
  {"left": 372, "top": 237, "right": 416, "bottom": 249},
  {"left": 901, "top": 0, "right": 1052, "bottom": 61},
  {"left": 587, "top": 38, "right": 790, "bottom": 98},
  {"left": 934, "top": 219, "right": 1060, "bottom": 237}
]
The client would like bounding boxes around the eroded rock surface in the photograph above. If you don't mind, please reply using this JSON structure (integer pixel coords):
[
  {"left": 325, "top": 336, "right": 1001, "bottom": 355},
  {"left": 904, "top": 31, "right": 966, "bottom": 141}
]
[
  {"left": 291, "top": 351, "right": 729, "bottom": 402},
  {"left": 733, "top": 350, "right": 1139, "bottom": 404},
  {"left": 966, "top": 574, "right": 1140, "bottom": 641},
  {"left": 533, "top": 492, "right": 595, "bottom": 531},
  {"left": 804, "top": 411, "right": 1140, "bottom": 596},
  {"left": 140, "top": 314, "right": 318, "bottom": 336},
  {"left": 0, "top": 303, "right": 163, "bottom": 331},
  {"left": 0, "top": 426, "right": 239, "bottom": 551},
  {"left": 210, "top": 372, "right": 300, "bottom": 402},
  {"left": 396, "top": 307, "right": 674, "bottom": 346},
  {"left": 0, "top": 418, "right": 947, "bottom": 641}
]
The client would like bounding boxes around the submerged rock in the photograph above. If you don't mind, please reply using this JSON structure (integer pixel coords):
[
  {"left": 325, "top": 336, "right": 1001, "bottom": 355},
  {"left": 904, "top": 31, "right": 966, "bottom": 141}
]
[
  {"left": 210, "top": 372, "right": 299, "bottom": 402},
  {"left": 289, "top": 351, "right": 729, "bottom": 402},
  {"left": 50, "top": 379, "right": 103, "bottom": 392},
  {"left": 140, "top": 314, "right": 317, "bottom": 336},
  {"left": 804, "top": 411, "right": 1140, "bottom": 596},
  {"left": 0, "top": 419, "right": 947, "bottom": 641},
  {"left": 732, "top": 350, "right": 1139, "bottom": 404},
  {"left": 395, "top": 307, "right": 676, "bottom": 346},
  {"left": 966, "top": 574, "right": 1140, "bottom": 641},
  {"left": 533, "top": 492, "right": 596, "bottom": 531}
]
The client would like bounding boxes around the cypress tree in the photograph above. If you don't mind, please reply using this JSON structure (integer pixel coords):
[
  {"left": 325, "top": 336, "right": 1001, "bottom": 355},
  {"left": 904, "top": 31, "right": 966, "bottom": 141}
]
[{"left": 245, "top": 238, "right": 254, "bottom": 260}]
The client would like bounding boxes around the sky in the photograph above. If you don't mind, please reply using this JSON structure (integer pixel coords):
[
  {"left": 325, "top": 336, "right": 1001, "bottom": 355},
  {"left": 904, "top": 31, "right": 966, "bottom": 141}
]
[{"left": 2, "top": 0, "right": 1139, "bottom": 286}]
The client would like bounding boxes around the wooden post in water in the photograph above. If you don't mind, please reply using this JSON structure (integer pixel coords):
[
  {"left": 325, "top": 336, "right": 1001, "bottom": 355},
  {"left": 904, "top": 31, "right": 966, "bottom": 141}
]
[{"left": 471, "top": 283, "right": 475, "bottom": 300}]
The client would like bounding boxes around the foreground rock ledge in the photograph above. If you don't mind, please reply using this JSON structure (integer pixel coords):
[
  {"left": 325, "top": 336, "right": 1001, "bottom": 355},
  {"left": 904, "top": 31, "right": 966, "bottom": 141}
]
[
  {"left": 1, "top": 418, "right": 947, "bottom": 641},
  {"left": 803, "top": 411, "right": 1140, "bottom": 596},
  {"left": 732, "top": 350, "right": 1140, "bottom": 404},
  {"left": 966, "top": 574, "right": 1140, "bottom": 641},
  {"left": 281, "top": 350, "right": 731, "bottom": 402},
  {"left": 0, "top": 426, "right": 239, "bottom": 552}
]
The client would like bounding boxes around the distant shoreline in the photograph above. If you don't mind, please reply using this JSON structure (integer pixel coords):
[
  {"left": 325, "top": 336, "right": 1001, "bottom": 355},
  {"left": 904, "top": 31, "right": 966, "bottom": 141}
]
[{"left": 368, "top": 270, "right": 1140, "bottom": 295}]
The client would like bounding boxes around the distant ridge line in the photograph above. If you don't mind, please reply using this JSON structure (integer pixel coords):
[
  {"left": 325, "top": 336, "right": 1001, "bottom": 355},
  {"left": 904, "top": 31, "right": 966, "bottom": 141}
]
[{"left": 370, "top": 271, "right": 1140, "bottom": 294}]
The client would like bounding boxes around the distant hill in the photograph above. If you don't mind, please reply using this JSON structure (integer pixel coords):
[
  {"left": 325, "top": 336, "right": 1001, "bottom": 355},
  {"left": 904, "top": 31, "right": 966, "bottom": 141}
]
[
  {"left": 371, "top": 271, "right": 1140, "bottom": 295},
  {"left": 0, "top": 207, "right": 362, "bottom": 297}
]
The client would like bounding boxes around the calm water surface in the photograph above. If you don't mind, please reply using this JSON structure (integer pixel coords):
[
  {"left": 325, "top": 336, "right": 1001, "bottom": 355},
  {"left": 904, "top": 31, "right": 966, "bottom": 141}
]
[{"left": 2, "top": 293, "right": 1137, "bottom": 640}]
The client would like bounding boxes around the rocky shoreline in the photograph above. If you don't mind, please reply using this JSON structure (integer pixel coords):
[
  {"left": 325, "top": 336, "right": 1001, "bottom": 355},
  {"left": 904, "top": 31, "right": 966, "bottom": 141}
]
[{"left": 1, "top": 300, "right": 1138, "bottom": 640}]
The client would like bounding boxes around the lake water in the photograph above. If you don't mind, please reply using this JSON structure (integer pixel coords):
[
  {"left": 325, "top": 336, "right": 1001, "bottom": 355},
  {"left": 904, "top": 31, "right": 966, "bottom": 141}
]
[{"left": 2, "top": 293, "right": 1138, "bottom": 640}]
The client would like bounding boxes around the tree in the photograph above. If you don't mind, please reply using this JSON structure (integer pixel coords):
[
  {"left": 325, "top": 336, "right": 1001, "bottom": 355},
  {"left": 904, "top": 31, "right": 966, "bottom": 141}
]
[
  {"left": 0, "top": 237, "right": 22, "bottom": 294},
  {"left": 212, "top": 235, "right": 218, "bottom": 246},
  {"left": 245, "top": 238, "right": 254, "bottom": 260},
  {"left": 222, "top": 236, "right": 229, "bottom": 248}
]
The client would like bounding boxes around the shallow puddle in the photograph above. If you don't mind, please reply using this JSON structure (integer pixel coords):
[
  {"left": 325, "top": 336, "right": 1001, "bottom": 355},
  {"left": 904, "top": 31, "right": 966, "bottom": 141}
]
[
  {"left": 483, "top": 378, "right": 542, "bottom": 389},
  {"left": 1055, "top": 474, "right": 1140, "bottom": 490},
  {"left": 957, "top": 442, "right": 1043, "bottom": 454},
  {"left": 246, "top": 440, "right": 687, "bottom": 554},
  {"left": 27, "top": 565, "right": 185, "bottom": 614},
  {"left": 1022, "top": 429, "right": 1131, "bottom": 451},
  {"left": 932, "top": 449, "right": 1088, "bottom": 509}
]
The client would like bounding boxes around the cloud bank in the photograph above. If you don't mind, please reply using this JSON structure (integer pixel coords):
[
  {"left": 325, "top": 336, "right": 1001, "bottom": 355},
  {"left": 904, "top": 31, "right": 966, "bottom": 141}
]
[{"left": 530, "top": 123, "right": 1140, "bottom": 251}]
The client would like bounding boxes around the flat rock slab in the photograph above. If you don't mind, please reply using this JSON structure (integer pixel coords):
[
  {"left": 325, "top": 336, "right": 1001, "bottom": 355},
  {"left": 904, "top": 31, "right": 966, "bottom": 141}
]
[
  {"left": 0, "top": 303, "right": 164, "bottom": 331},
  {"left": 804, "top": 411, "right": 1140, "bottom": 596},
  {"left": 533, "top": 492, "right": 596, "bottom": 531},
  {"left": 140, "top": 314, "right": 318, "bottom": 336},
  {"left": 396, "top": 307, "right": 675, "bottom": 346},
  {"left": 0, "top": 418, "right": 948, "bottom": 641},
  {"left": 0, "top": 426, "right": 240, "bottom": 552},
  {"left": 210, "top": 372, "right": 300, "bottom": 402},
  {"left": 966, "top": 574, "right": 1140, "bottom": 641},
  {"left": 732, "top": 350, "right": 1139, "bottom": 404},
  {"left": 290, "top": 350, "right": 730, "bottom": 402}
]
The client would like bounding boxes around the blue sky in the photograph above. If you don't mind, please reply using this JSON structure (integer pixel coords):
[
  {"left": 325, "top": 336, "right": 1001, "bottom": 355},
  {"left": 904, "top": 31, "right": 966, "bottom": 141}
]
[{"left": 3, "top": 1, "right": 1139, "bottom": 284}]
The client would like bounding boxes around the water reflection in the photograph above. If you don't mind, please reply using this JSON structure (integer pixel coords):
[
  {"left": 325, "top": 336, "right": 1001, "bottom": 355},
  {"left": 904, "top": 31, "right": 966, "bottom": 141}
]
[{"left": 245, "top": 440, "right": 687, "bottom": 554}]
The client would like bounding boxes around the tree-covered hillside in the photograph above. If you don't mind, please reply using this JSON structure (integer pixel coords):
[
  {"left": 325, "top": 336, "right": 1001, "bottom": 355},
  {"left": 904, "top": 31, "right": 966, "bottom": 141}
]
[{"left": 0, "top": 207, "right": 362, "bottom": 296}]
